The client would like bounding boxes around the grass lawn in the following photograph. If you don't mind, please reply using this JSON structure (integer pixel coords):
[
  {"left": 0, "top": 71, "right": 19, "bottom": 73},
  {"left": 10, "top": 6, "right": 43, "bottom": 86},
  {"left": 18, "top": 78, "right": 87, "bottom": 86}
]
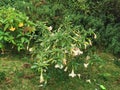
[{"left": 0, "top": 52, "right": 120, "bottom": 90}]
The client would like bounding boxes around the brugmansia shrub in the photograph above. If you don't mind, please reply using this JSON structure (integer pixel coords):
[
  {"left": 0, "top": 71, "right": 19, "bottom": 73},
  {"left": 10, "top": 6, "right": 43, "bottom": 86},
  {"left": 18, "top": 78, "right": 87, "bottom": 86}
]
[
  {"left": 31, "top": 18, "right": 97, "bottom": 84},
  {"left": 10, "top": 0, "right": 101, "bottom": 84},
  {"left": 0, "top": 1, "right": 101, "bottom": 85},
  {"left": 0, "top": 7, "right": 36, "bottom": 51}
]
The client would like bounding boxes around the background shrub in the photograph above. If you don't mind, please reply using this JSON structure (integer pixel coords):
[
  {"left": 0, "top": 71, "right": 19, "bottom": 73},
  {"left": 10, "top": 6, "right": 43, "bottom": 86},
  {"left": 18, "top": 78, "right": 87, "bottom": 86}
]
[{"left": 0, "top": 6, "right": 36, "bottom": 51}]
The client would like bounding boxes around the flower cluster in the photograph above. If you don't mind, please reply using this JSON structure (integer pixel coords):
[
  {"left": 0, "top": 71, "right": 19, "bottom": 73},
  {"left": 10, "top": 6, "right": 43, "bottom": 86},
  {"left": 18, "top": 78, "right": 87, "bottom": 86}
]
[
  {"left": 0, "top": 7, "right": 36, "bottom": 51},
  {"left": 9, "top": 22, "right": 24, "bottom": 32},
  {"left": 71, "top": 47, "right": 83, "bottom": 56}
]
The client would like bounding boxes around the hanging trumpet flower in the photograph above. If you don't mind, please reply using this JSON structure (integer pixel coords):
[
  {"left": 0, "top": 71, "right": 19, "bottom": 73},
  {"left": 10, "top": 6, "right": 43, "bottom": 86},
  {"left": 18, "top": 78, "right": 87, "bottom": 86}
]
[
  {"left": 86, "top": 79, "right": 91, "bottom": 83},
  {"left": 72, "top": 47, "right": 83, "bottom": 56},
  {"left": 69, "top": 69, "right": 76, "bottom": 78},
  {"left": 47, "top": 26, "right": 53, "bottom": 31},
  {"left": 77, "top": 74, "right": 81, "bottom": 79},
  {"left": 40, "top": 69, "right": 44, "bottom": 83},
  {"left": 64, "top": 67, "right": 68, "bottom": 72},
  {"left": 84, "top": 63, "right": 89, "bottom": 68},
  {"left": 62, "top": 58, "right": 67, "bottom": 65},
  {"left": 88, "top": 39, "right": 92, "bottom": 46},
  {"left": 94, "top": 33, "right": 97, "bottom": 39},
  {"left": 86, "top": 56, "right": 90, "bottom": 60},
  {"left": 55, "top": 64, "right": 63, "bottom": 69},
  {"left": 84, "top": 42, "right": 89, "bottom": 49}
]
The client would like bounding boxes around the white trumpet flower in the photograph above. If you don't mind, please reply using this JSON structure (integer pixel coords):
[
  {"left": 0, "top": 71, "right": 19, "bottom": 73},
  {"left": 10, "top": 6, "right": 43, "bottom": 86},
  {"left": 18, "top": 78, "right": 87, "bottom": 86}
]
[
  {"left": 47, "top": 26, "right": 53, "bottom": 31},
  {"left": 86, "top": 79, "right": 91, "bottom": 83},
  {"left": 64, "top": 67, "right": 68, "bottom": 72},
  {"left": 84, "top": 44, "right": 87, "bottom": 49},
  {"left": 84, "top": 63, "right": 89, "bottom": 68},
  {"left": 77, "top": 74, "right": 81, "bottom": 78},
  {"left": 29, "top": 47, "right": 33, "bottom": 52},
  {"left": 69, "top": 69, "right": 76, "bottom": 78},
  {"left": 84, "top": 42, "right": 89, "bottom": 49},
  {"left": 94, "top": 33, "right": 97, "bottom": 39},
  {"left": 72, "top": 47, "right": 83, "bottom": 56},
  {"left": 55, "top": 64, "right": 63, "bottom": 69},
  {"left": 86, "top": 56, "right": 90, "bottom": 60},
  {"left": 40, "top": 72, "right": 44, "bottom": 83},
  {"left": 88, "top": 39, "right": 92, "bottom": 46},
  {"left": 63, "top": 58, "right": 67, "bottom": 65}
]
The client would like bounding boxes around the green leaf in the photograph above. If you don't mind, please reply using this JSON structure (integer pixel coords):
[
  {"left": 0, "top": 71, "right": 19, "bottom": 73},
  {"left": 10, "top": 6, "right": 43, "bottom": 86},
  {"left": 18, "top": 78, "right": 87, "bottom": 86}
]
[
  {"left": 31, "top": 65, "right": 38, "bottom": 69},
  {"left": 103, "top": 73, "right": 111, "bottom": 77},
  {"left": 100, "top": 85, "right": 106, "bottom": 90},
  {"left": 21, "top": 37, "right": 25, "bottom": 43},
  {"left": 0, "top": 36, "right": 3, "bottom": 40},
  {"left": 4, "top": 37, "right": 9, "bottom": 41},
  {"left": 4, "top": 24, "right": 9, "bottom": 31},
  {"left": 11, "top": 40, "right": 16, "bottom": 45},
  {"left": 0, "top": 44, "right": 3, "bottom": 48}
]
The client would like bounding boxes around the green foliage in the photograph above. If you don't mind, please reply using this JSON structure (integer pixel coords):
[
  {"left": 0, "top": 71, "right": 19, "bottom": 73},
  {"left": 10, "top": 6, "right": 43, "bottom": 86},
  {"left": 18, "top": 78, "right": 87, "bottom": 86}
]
[
  {"left": 0, "top": 0, "right": 16, "bottom": 6},
  {"left": 1, "top": 0, "right": 120, "bottom": 86},
  {"left": 1, "top": 0, "right": 120, "bottom": 55},
  {"left": 0, "top": 6, "right": 36, "bottom": 51},
  {"left": 103, "top": 0, "right": 120, "bottom": 23},
  {"left": 0, "top": 71, "right": 6, "bottom": 82},
  {"left": 31, "top": 18, "right": 97, "bottom": 83},
  {"left": 102, "top": 24, "right": 120, "bottom": 54},
  {"left": 86, "top": 0, "right": 120, "bottom": 54}
]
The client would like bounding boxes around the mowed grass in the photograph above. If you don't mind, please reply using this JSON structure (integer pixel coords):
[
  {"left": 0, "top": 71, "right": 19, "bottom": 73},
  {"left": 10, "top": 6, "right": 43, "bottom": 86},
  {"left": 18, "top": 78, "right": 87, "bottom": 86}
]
[{"left": 0, "top": 52, "right": 120, "bottom": 90}]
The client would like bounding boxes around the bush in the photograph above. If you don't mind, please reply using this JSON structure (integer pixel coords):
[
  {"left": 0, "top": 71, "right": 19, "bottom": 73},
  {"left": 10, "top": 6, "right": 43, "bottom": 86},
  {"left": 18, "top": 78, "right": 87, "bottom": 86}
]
[
  {"left": 1, "top": 0, "right": 102, "bottom": 84},
  {"left": 0, "top": 0, "right": 119, "bottom": 85},
  {"left": 31, "top": 15, "right": 97, "bottom": 84},
  {"left": 0, "top": 6, "right": 36, "bottom": 51},
  {"left": 103, "top": 0, "right": 120, "bottom": 23},
  {"left": 86, "top": 0, "right": 120, "bottom": 54},
  {"left": 102, "top": 24, "right": 120, "bottom": 54}
]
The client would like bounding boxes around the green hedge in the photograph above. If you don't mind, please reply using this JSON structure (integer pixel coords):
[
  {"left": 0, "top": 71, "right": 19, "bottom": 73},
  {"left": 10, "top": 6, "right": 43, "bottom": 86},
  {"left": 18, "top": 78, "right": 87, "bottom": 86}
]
[{"left": 1, "top": 0, "right": 120, "bottom": 54}]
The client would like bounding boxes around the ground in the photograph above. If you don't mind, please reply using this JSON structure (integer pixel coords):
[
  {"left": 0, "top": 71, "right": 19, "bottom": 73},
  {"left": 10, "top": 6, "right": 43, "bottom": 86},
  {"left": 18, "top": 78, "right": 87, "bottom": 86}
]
[{"left": 0, "top": 52, "right": 120, "bottom": 90}]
